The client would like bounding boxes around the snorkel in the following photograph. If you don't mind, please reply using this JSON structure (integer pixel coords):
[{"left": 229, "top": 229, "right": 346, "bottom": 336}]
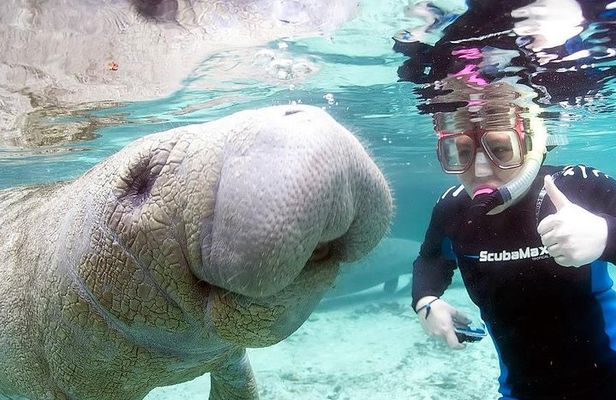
[{"left": 469, "top": 109, "right": 548, "bottom": 216}]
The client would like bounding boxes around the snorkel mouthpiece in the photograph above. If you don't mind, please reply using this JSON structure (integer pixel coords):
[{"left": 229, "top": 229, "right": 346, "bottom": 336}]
[
  {"left": 474, "top": 187, "right": 496, "bottom": 197},
  {"left": 468, "top": 190, "right": 506, "bottom": 219}
]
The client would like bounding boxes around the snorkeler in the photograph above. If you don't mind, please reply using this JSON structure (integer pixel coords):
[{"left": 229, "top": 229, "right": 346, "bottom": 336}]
[
  {"left": 395, "top": 1, "right": 616, "bottom": 398},
  {"left": 411, "top": 89, "right": 616, "bottom": 399}
]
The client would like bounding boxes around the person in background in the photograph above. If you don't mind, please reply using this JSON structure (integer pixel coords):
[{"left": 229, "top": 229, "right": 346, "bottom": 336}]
[{"left": 394, "top": 1, "right": 616, "bottom": 398}]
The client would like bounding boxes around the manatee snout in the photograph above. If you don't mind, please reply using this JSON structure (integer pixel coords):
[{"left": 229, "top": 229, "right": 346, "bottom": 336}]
[{"left": 197, "top": 105, "right": 392, "bottom": 299}]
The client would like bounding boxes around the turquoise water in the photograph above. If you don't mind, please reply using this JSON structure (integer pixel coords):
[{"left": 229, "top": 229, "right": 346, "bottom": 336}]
[
  {"left": 2, "top": 2, "right": 616, "bottom": 242},
  {"left": 2, "top": 1, "right": 616, "bottom": 398},
  {"left": 2, "top": 3, "right": 616, "bottom": 240}
]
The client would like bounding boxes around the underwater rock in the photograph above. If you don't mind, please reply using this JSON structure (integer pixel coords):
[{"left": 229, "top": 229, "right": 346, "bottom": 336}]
[
  {"left": 0, "top": 105, "right": 392, "bottom": 400},
  {"left": 0, "top": 0, "right": 360, "bottom": 146}
]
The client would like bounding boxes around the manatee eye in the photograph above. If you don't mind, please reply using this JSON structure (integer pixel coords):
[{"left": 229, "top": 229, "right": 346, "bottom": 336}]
[{"left": 309, "top": 242, "right": 331, "bottom": 262}]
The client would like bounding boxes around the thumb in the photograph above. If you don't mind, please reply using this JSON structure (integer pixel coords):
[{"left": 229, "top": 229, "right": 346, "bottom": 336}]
[
  {"left": 544, "top": 175, "right": 570, "bottom": 211},
  {"left": 452, "top": 310, "right": 471, "bottom": 326}
]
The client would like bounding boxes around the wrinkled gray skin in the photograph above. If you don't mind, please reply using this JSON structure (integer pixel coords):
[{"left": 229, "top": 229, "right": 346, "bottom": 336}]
[
  {"left": 0, "top": 105, "right": 392, "bottom": 400},
  {"left": 0, "top": 0, "right": 360, "bottom": 146}
]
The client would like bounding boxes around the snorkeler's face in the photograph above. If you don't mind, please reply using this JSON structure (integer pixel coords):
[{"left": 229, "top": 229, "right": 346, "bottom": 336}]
[
  {"left": 458, "top": 149, "right": 524, "bottom": 199},
  {"left": 435, "top": 114, "right": 527, "bottom": 198}
]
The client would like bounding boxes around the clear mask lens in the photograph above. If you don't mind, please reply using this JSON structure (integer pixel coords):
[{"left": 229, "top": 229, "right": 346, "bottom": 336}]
[
  {"left": 438, "top": 129, "right": 523, "bottom": 173},
  {"left": 439, "top": 134, "right": 474, "bottom": 172},
  {"left": 482, "top": 130, "right": 523, "bottom": 168}
]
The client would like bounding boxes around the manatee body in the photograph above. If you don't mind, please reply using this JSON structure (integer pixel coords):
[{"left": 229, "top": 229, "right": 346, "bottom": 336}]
[
  {"left": 325, "top": 237, "right": 420, "bottom": 298},
  {"left": 0, "top": 105, "right": 392, "bottom": 400}
]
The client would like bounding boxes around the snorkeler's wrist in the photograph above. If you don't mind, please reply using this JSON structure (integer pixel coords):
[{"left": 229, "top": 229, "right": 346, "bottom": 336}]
[{"left": 414, "top": 296, "right": 439, "bottom": 314}]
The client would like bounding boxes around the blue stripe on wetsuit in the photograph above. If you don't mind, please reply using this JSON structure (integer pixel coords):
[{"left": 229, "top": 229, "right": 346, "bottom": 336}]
[
  {"left": 592, "top": 261, "right": 616, "bottom": 352},
  {"left": 441, "top": 237, "right": 455, "bottom": 260}
]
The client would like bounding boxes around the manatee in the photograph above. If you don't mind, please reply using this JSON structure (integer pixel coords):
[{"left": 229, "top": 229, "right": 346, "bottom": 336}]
[
  {"left": 0, "top": 105, "right": 392, "bottom": 400},
  {"left": 325, "top": 237, "right": 420, "bottom": 298}
]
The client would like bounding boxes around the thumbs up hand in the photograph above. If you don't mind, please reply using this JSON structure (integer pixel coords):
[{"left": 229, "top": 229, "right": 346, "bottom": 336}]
[{"left": 537, "top": 175, "right": 608, "bottom": 267}]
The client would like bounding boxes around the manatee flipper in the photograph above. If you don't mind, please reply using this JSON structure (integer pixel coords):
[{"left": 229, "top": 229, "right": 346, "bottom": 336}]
[
  {"left": 383, "top": 277, "right": 399, "bottom": 294},
  {"left": 209, "top": 348, "right": 259, "bottom": 400}
]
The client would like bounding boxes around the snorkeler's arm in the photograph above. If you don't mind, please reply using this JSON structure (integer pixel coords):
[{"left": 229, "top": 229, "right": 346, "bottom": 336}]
[
  {"left": 411, "top": 192, "right": 470, "bottom": 349},
  {"left": 412, "top": 256, "right": 456, "bottom": 310},
  {"left": 411, "top": 199, "right": 458, "bottom": 310}
]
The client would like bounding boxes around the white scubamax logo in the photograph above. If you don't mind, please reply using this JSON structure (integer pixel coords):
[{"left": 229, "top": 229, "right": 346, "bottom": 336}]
[{"left": 478, "top": 246, "right": 549, "bottom": 262}]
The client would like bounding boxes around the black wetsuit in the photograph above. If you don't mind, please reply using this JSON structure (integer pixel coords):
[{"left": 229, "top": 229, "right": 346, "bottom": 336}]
[{"left": 412, "top": 165, "right": 616, "bottom": 399}]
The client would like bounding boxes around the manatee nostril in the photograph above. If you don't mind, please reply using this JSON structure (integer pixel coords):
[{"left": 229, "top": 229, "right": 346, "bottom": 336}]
[
  {"left": 309, "top": 242, "right": 331, "bottom": 262},
  {"left": 284, "top": 109, "right": 303, "bottom": 116},
  {"left": 133, "top": 0, "right": 178, "bottom": 21},
  {"left": 128, "top": 171, "right": 154, "bottom": 207}
]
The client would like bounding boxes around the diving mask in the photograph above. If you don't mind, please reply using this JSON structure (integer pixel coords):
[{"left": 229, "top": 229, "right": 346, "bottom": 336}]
[{"left": 436, "top": 117, "right": 527, "bottom": 174}]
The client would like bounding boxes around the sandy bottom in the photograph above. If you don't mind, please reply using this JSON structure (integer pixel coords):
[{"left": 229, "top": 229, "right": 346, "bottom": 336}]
[{"left": 146, "top": 280, "right": 500, "bottom": 400}]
